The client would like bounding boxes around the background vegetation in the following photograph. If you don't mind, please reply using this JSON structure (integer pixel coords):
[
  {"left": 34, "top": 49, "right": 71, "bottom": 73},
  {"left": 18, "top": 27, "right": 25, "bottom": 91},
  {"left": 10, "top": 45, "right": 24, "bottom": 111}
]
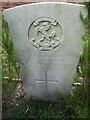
[
  {"left": 1, "top": 2, "right": 90, "bottom": 119},
  {"left": 2, "top": 17, "right": 20, "bottom": 101}
]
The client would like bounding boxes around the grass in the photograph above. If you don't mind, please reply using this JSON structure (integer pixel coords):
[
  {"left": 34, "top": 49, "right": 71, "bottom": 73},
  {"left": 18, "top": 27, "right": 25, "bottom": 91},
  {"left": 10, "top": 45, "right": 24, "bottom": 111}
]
[
  {"left": 2, "top": 17, "right": 20, "bottom": 101},
  {"left": 0, "top": 11, "right": 2, "bottom": 120},
  {"left": 4, "top": 85, "right": 87, "bottom": 119}
]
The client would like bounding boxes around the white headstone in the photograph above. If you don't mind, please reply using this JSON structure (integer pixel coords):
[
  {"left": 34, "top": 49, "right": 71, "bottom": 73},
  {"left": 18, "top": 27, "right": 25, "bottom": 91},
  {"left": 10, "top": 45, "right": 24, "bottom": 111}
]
[{"left": 3, "top": 2, "right": 87, "bottom": 101}]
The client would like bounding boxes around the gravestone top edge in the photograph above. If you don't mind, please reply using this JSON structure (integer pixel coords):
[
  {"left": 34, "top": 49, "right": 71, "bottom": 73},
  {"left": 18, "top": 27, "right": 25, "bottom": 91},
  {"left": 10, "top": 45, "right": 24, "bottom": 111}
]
[{"left": 3, "top": 2, "right": 85, "bottom": 13}]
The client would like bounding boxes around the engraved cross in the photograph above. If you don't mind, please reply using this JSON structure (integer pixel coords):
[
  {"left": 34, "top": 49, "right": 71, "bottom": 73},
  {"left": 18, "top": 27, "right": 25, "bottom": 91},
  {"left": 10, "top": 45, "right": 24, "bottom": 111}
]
[{"left": 35, "top": 71, "right": 58, "bottom": 94}]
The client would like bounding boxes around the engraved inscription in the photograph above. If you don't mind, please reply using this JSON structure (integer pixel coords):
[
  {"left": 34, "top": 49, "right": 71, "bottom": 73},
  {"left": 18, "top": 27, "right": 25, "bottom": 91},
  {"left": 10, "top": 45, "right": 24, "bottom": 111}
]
[{"left": 28, "top": 17, "right": 63, "bottom": 51}]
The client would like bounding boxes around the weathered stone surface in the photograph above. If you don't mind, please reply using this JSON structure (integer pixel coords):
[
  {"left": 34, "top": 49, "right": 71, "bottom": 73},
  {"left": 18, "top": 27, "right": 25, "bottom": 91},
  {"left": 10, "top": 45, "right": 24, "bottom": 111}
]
[{"left": 3, "top": 2, "right": 87, "bottom": 101}]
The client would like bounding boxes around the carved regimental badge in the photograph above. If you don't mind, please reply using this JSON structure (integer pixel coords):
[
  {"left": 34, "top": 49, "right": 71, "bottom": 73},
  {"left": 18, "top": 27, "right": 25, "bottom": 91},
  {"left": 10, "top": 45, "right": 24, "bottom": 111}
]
[{"left": 28, "top": 17, "right": 63, "bottom": 51}]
